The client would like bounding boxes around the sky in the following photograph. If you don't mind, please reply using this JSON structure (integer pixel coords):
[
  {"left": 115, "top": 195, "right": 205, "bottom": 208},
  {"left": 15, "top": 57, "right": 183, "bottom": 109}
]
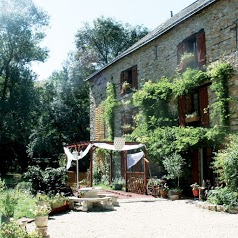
[{"left": 32, "top": 0, "right": 196, "bottom": 81}]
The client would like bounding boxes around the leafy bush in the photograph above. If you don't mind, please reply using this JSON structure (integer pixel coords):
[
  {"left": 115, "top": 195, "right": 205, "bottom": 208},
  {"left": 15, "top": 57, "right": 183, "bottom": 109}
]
[
  {"left": 212, "top": 134, "right": 238, "bottom": 192},
  {"left": 207, "top": 187, "right": 238, "bottom": 208},
  {"left": 14, "top": 191, "right": 37, "bottom": 219},
  {"left": 24, "top": 166, "right": 68, "bottom": 194},
  {"left": 0, "top": 189, "right": 18, "bottom": 217},
  {"left": 0, "top": 220, "right": 41, "bottom": 238}
]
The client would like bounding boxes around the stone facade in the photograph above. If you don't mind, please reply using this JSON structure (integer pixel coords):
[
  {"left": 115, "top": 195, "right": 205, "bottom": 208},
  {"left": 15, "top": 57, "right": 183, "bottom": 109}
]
[{"left": 88, "top": 0, "right": 238, "bottom": 140}]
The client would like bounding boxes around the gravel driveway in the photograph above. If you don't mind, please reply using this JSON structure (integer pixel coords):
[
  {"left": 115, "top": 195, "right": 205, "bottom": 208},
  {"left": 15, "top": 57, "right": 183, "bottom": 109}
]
[{"left": 28, "top": 197, "right": 238, "bottom": 238}]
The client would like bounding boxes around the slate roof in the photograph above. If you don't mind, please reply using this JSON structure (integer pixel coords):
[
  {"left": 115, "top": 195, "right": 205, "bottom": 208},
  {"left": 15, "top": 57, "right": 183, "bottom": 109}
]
[{"left": 86, "top": 0, "right": 218, "bottom": 81}]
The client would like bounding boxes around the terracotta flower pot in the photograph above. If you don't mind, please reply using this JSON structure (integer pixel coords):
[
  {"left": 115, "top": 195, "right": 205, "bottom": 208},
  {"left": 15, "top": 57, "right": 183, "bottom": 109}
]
[
  {"left": 192, "top": 189, "right": 199, "bottom": 197},
  {"left": 160, "top": 190, "right": 168, "bottom": 198}
]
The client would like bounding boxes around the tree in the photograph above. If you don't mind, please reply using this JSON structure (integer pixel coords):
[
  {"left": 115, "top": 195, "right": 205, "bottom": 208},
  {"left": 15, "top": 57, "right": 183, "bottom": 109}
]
[
  {"left": 0, "top": 0, "right": 49, "bottom": 174},
  {"left": 75, "top": 16, "right": 149, "bottom": 67},
  {"left": 162, "top": 153, "right": 185, "bottom": 188}
]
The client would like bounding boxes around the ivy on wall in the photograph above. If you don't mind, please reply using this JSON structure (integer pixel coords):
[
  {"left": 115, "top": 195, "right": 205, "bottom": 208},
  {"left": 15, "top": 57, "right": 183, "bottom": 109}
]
[
  {"left": 100, "top": 62, "right": 234, "bottom": 163},
  {"left": 129, "top": 62, "right": 233, "bottom": 162},
  {"left": 101, "top": 82, "right": 118, "bottom": 140}
]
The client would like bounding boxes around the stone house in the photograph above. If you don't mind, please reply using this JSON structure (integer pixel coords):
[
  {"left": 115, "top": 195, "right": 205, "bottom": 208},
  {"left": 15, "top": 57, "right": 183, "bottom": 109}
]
[{"left": 87, "top": 0, "right": 238, "bottom": 189}]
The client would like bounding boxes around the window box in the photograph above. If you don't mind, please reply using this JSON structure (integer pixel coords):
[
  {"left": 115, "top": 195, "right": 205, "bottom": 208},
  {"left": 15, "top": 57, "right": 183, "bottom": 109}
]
[{"left": 185, "top": 114, "right": 200, "bottom": 123}]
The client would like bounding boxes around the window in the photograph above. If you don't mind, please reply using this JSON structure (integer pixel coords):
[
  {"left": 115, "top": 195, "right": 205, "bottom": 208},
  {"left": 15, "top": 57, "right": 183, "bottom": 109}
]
[
  {"left": 177, "top": 30, "right": 206, "bottom": 72},
  {"left": 178, "top": 86, "right": 209, "bottom": 127},
  {"left": 121, "top": 108, "right": 138, "bottom": 134},
  {"left": 120, "top": 65, "right": 138, "bottom": 95}
]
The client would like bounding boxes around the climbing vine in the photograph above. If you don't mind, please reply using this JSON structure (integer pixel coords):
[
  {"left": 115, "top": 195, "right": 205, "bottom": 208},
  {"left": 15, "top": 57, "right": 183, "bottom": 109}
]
[
  {"left": 208, "top": 62, "right": 233, "bottom": 127},
  {"left": 100, "top": 61, "right": 234, "bottom": 163},
  {"left": 129, "top": 61, "right": 234, "bottom": 163},
  {"left": 101, "top": 82, "right": 118, "bottom": 140}
]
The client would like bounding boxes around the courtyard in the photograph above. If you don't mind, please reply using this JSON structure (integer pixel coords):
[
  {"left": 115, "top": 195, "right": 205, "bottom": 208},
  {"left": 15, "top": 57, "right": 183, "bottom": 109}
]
[{"left": 27, "top": 196, "right": 238, "bottom": 238}]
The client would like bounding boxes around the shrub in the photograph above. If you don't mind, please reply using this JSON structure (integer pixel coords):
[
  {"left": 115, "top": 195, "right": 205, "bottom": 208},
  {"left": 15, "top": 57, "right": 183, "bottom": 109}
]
[
  {"left": 24, "top": 166, "right": 68, "bottom": 194},
  {"left": 0, "top": 220, "right": 41, "bottom": 238},
  {"left": 212, "top": 134, "right": 238, "bottom": 192},
  {"left": 207, "top": 187, "right": 238, "bottom": 209}
]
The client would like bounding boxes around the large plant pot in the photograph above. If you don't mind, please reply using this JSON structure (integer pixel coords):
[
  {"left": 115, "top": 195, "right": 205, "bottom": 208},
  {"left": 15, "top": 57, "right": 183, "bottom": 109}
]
[
  {"left": 114, "top": 184, "right": 123, "bottom": 190},
  {"left": 192, "top": 189, "right": 199, "bottom": 197},
  {"left": 35, "top": 216, "right": 48, "bottom": 227}
]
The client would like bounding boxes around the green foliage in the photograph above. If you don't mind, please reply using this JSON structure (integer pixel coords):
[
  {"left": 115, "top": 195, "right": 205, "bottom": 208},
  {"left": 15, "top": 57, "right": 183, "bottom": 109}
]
[
  {"left": 0, "top": 220, "right": 41, "bottom": 238},
  {"left": 0, "top": 0, "right": 49, "bottom": 174},
  {"left": 208, "top": 62, "right": 233, "bottom": 126},
  {"left": 102, "top": 82, "right": 118, "bottom": 140},
  {"left": 162, "top": 153, "right": 185, "bottom": 188},
  {"left": 0, "top": 178, "right": 6, "bottom": 191},
  {"left": 212, "top": 134, "right": 238, "bottom": 191},
  {"left": 129, "top": 62, "right": 233, "bottom": 165},
  {"left": 13, "top": 191, "right": 37, "bottom": 219},
  {"left": 173, "top": 68, "right": 208, "bottom": 96},
  {"left": 207, "top": 187, "right": 238, "bottom": 208},
  {"left": 0, "top": 189, "right": 18, "bottom": 217},
  {"left": 24, "top": 166, "right": 68, "bottom": 195},
  {"left": 75, "top": 16, "right": 149, "bottom": 66}
]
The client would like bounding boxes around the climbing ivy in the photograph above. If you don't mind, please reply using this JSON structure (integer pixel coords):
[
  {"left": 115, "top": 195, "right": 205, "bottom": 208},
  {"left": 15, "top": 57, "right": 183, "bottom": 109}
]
[
  {"left": 208, "top": 62, "right": 233, "bottom": 127},
  {"left": 100, "top": 62, "right": 234, "bottom": 163},
  {"left": 129, "top": 62, "right": 234, "bottom": 163},
  {"left": 101, "top": 82, "right": 118, "bottom": 140}
]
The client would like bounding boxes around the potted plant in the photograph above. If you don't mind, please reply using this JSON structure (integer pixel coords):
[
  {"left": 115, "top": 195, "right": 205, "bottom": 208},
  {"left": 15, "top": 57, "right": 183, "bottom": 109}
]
[
  {"left": 185, "top": 111, "right": 200, "bottom": 123},
  {"left": 162, "top": 153, "right": 185, "bottom": 199},
  {"left": 35, "top": 193, "right": 50, "bottom": 207},
  {"left": 121, "top": 81, "right": 132, "bottom": 94},
  {"left": 160, "top": 183, "right": 169, "bottom": 198},
  {"left": 33, "top": 204, "right": 51, "bottom": 227},
  {"left": 178, "top": 52, "right": 195, "bottom": 72},
  {"left": 0, "top": 190, "right": 18, "bottom": 223},
  {"left": 190, "top": 182, "right": 200, "bottom": 199},
  {"left": 112, "top": 177, "right": 125, "bottom": 190}
]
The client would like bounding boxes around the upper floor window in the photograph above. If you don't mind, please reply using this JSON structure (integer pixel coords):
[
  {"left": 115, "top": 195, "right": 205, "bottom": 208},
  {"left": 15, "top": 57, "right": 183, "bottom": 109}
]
[
  {"left": 120, "top": 65, "right": 138, "bottom": 95},
  {"left": 178, "top": 86, "right": 209, "bottom": 127},
  {"left": 177, "top": 30, "right": 206, "bottom": 72},
  {"left": 121, "top": 108, "right": 138, "bottom": 135}
]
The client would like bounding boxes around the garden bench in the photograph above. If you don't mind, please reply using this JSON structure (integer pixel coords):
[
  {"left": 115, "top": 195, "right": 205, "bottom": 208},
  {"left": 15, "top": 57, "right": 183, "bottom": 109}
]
[
  {"left": 97, "top": 193, "right": 119, "bottom": 206},
  {"left": 68, "top": 196, "right": 114, "bottom": 212}
]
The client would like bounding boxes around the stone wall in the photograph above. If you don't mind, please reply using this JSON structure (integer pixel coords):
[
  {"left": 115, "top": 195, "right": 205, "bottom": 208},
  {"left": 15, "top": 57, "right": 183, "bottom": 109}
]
[{"left": 89, "top": 0, "right": 238, "bottom": 139}]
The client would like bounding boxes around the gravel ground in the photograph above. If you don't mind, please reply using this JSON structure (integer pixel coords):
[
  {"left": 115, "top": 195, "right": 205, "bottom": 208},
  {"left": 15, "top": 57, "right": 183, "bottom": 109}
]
[{"left": 27, "top": 197, "right": 238, "bottom": 238}]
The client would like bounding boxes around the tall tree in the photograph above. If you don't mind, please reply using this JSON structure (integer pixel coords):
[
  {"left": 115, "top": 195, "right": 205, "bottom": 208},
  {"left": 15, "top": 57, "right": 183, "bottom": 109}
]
[
  {"left": 0, "top": 0, "right": 49, "bottom": 174},
  {"left": 75, "top": 17, "right": 149, "bottom": 67}
]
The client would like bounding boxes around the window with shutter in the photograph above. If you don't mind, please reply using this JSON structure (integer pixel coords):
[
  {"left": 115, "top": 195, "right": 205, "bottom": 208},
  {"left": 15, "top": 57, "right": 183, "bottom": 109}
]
[
  {"left": 177, "top": 30, "right": 206, "bottom": 72},
  {"left": 121, "top": 108, "right": 138, "bottom": 134},
  {"left": 178, "top": 86, "right": 209, "bottom": 127},
  {"left": 120, "top": 65, "right": 138, "bottom": 95},
  {"left": 95, "top": 106, "right": 105, "bottom": 140}
]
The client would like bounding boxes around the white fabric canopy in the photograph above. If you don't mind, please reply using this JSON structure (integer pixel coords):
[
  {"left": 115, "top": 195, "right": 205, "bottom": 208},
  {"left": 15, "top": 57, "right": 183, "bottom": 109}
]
[
  {"left": 64, "top": 143, "right": 93, "bottom": 169},
  {"left": 93, "top": 142, "right": 145, "bottom": 151},
  {"left": 64, "top": 142, "right": 146, "bottom": 170},
  {"left": 127, "top": 151, "right": 144, "bottom": 169}
]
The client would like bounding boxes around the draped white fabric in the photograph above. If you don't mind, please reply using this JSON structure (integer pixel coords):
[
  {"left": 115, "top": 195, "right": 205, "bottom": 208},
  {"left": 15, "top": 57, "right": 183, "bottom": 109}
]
[
  {"left": 93, "top": 142, "right": 145, "bottom": 151},
  {"left": 64, "top": 147, "right": 75, "bottom": 170},
  {"left": 64, "top": 142, "right": 146, "bottom": 169},
  {"left": 127, "top": 151, "right": 144, "bottom": 169},
  {"left": 64, "top": 144, "right": 93, "bottom": 169}
]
